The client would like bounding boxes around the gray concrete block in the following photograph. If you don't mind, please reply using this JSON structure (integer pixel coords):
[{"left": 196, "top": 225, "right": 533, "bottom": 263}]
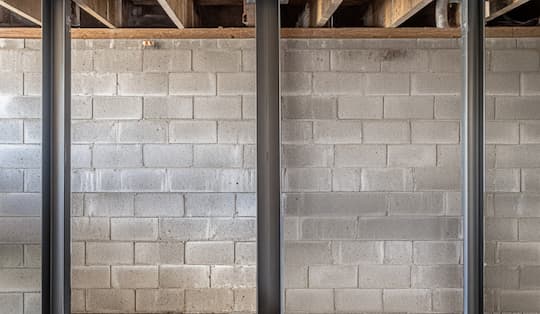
[
  {"left": 86, "top": 289, "right": 135, "bottom": 313},
  {"left": 185, "top": 193, "right": 235, "bottom": 217},
  {"left": 338, "top": 96, "right": 383, "bottom": 119},
  {"left": 309, "top": 265, "right": 357, "bottom": 288},
  {"left": 118, "top": 73, "right": 168, "bottom": 96},
  {"left": 170, "top": 121, "right": 217, "bottom": 143},
  {"left": 93, "top": 96, "right": 142, "bottom": 120},
  {"left": 363, "top": 120, "right": 410, "bottom": 144},
  {"left": 313, "top": 121, "right": 362, "bottom": 144},
  {"left": 160, "top": 265, "right": 210, "bottom": 288},
  {"left": 358, "top": 217, "right": 460, "bottom": 240},
  {"left": 111, "top": 218, "right": 158, "bottom": 241},
  {"left": 335, "top": 145, "right": 386, "bottom": 167},
  {"left": 143, "top": 96, "right": 193, "bottom": 119}
]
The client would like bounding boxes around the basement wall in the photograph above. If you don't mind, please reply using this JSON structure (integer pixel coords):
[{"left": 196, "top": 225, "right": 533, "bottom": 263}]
[{"left": 0, "top": 37, "right": 539, "bottom": 313}]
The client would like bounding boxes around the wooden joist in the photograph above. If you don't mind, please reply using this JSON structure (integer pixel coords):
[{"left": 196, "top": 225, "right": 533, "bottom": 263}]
[
  {"left": 72, "top": 0, "right": 122, "bottom": 28},
  {"left": 367, "top": 0, "right": 434, "bottom": 27},
  {"left": 0, "top": 0, "right": 40, "bottom": 25},
  {"left": 297, "top": 0, "right": 343, "bottom": 27},
  {"left": 157, "top": 0, "right": 197, "bottom": 29},
  {"left": 487, "top": 0, "right": 533, "bottom": 22}
]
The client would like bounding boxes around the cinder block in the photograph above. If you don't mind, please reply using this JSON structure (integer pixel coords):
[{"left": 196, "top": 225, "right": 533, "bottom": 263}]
[
  {"left": 282, "top": 95, "right": 337, "bottom": 119},
  {"left": 363, "top": 121, "right": 410, "bottom": 144},
  {"left": 414, "top": 167, "right": 460, "bottom": 191},
  {"left": 281, "top": 121, "right": 312, "bottom": 144},
  {"left": 366, "top": 73, "right": 410, "bottom": 95},
  {"left": 309, "top": 265, "right": 357, "bottom": 288},
  {"left": 285, "top": 192, "right": 387, "bottom": 217},
  {"left": 282, "top": 145, "right": 333, "bottom": 168},
  {"left": 384, "top": 96, "right": 434, "bottom": 119},
  {"left": 411, "top": 73, "right": 461, "bottom": 95},
  {"left": 383, "top": 289, "right": 431, "bottom": 312},
  {"left": 23, "top": 72, "right": 41, "bottom": 96},
  {"left": 0, "top": 96, "right": 40, "bottom": 118},
  {"left": 486, "top": 168, "right": 520, "bottom": 192},
  {"left": 211, "top": 265, "right": 256, "bottom": 288},
  {"left": 234, "top": 288, "right": 255, "bottom": 312},
  {"left": 384, "top": 241, "right": 412, "bottom": 264},
  {"left": 434, "top": 96, "right": 460, "bottom": 119},
  {"left": 357, "top": 217, "right": 460, "bottom": 240},
  {"left": 486, "top": 72, "right": 520, "bottom": 95},
  {"left": 301, "top": 218, "right": 356, "bottom": 240},
  {"left": 485, "top": 265, "right": 519, "bottom": 288},
  {"left": 143, "top": 144, "right": 192, "bottom": 168},
  {"left": 500, "top": 290, "right": 540, "bottom": 312},
  {"left": 313, "top": 72, "right": 364, "bottom": 95},
  {"left": 143, "top": 96, "right": 193, "bottom": 119},
  {"left": 72, "top": 217, "right": 109, "bottom": 241},
  {"left": 185, "top": 241, "right": 234, "bottom": 265},
  {"left": 94, "top": 49, "right": 142, "bottom": 72},
  {"left": 194, "top": 96, "right": 242, "bottom": 120},
  {"left": 494, "top": 193, "right": 540, "bottom": 217},
  {"left": 496, "top": 97, "right": 540, "bottom": 120},
  {"left": 72, "top": 121, "right": 116, "bottom": 143},
  {"left": 193, "top": 145, "right": 242, "bottom": 168},
  {"left": 518, "top": 218, "right": 540, "bottom": 241},
  {"left": 284, "top": 264, "right": 308, "bottom": 288},
  {"left": 218, "top": 121, "right": 256, "bottom": 144},
  {"left": 72, "top": 73, "right": 116, "bottom": 96},
  {"left": 185, "top": 193, "right": 235, "bottom": 217},
  {"left": 498, "top": 242, "right": 540, "bottom": 264},
  {"left": 411, "top": 121, "right": 459, "bottom": 144},
  {"left": 72, "top": 144, "right": 92, "bottom": 168},
  {"left": 285, "top": 241, "right": 332, "bottom": 265},
  {"left": 0, "top": 245, "right": 23, "bottom": 267},
  {"left": 388, "top": 145, "right": 436, "bottom": 167},
  {"left": 332, "top": 168, "right": 361, "bottom": 192},
  {"left": 236, "top": 193, "right": 256, "bottom": 217},
  {"left": 235, "top": 242, "right": 256, "bottom": 265},
  {"left": 0, "top": 170, "right": 23, "bottom": 192},
  {"left": 520, "top": 121, "right": 540, "bottom": 143},
  {"left": 118, "top": 73, "right": 168, "bottom": 96},
  {"left": 284, "top": 168, "right": 331, "bottom": 192},
  {"left": 160, "top": 218, "right": 209, "bottom": 240},
  {"left": 0, "top": 120, "right": 22, "bottom": 143},
  {"left": 413, "top": 241, "right": 461, "bottom": 264},
  {"left": 86, "top": 289, "right": 135, "bottom": 313},
  {"left": 0, "top": 269, "right": 40, "bottom": 292},
  {"left": 217, "top": 73, "right": 255, "bottom": 95},
  {"left": 0, "top": 73, "right": 22, "bottom": 95},
  {"left": 185, "top": 289, "right": 234, "bottom": 313},
  {"left": 284, "top": 50, "right": 330, "bottom": 72},
  {"left": 168, "top": 169, "right": 255, "bottom": 192},
  {"left": 170, "top": 121, "right": 217, "bottom": 143},
  {"left": 338, "top": 96, "right": 383, "bottom": 119},
  {"left": 412, "top": 265, "right": 462, "bottom": 288},
  {"left": 160, "top": 265, "right": 210, "bottom": 288},
  {"left": 429, "top": 49, "right": 461, "bottom": 72},
  {"left": 335, "top": 145, "right": 385, "bottom": 167},
  {"left": 485, "top": 217, "right": 517, "bottom": 241},
  {"left": 0, "top": 145, "right": 40, "bottom": 168},
  {"left": 118, "top": 121, "right": 167, "bottom": 143},
  {"left": 72, "top": 266, "right": 110, "bottom": 288},
  {"left": 193, "top": 49, "right": 241, "bottom": 72},
  {"left": 136, "top": 289, "right": 184, "bottom": 312},
  {"left": 135, "top": 242, "right": 184, "bottom": 265},
  {"left": 72, "top": 49, "right": 92, "bottom": 72},
  {"left": 111, "top": 218, "right": 158, "bottom": 241},
  {"left": 382, "top": 49, "right": 429, "bottom": 72},
  {"left": 313, "top": 121, "right": 362, "bottom": 144},
  {"left": 485, "top": 121, "right": 519, "bottom": 144},
  {"left": 210, "top": 218, "right": 255, "bottom": 241},
  {"left": 0, "top": 218, "right": 40, "bottom": 243},
  {"left": 134, "top": 193, "right": 184, "bottom": 217},
  {"left": 84, "top": 193, "right": 134, "bottom": 216},
  {"left": 93, "top": 96, "right": 142, "bottom": 120},
  {"left": 358, "top": 265, "right": 410, "bottom": 288},
  {"left": 491, "top": 49, "right": 539, "bottom": 72},
  {"left": 330, "top": 50, "right": 380, "bottom": 72},
  {"left": 285, "top": 289, "right": 334, "bottom": 313},
  {"left": 522, "top": 73, "right": 540, "bottom": 95},
  {"left": 86, "top": 242, "right": 133, "bottom": 265},
  {"left": 388, "top": 192, "right": 443, "bottom": 215},
  {"left": 361, "top": 168, "right": 413, "bottom": 192},
  {"left": 93, "top": 144, "right": 142, "bottom": 168},
  {"left": 143, "top": 49, "right": 191, "bottom": 72},
  {"left": 111, "top": 265, "right": 158, "bottom": 288},
  {"left": 496, "top": 145, "right": 540, "bottom": 168},
  {"left": 432, "top": 288, "right": 462, "bottom": 312},
  {"left": 0, "top": 294, "right": 22, "bottom": 314},
  {"left": 335, "top": 289, "right": 382, "bottom": 312},
  {"left": 23, "top": 245, "right": 40, "bottom": 267}
]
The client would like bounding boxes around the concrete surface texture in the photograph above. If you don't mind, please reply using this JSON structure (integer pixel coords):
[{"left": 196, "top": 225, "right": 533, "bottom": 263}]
[{"left": 0, "top": 37, "right": 539, "bottom": 313}]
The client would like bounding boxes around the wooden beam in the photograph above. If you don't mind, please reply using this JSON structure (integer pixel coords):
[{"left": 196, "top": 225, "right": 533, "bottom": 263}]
[
  {"left": 0, "top": 27, "right": 539, "bottom": 39},
  {"left": 72, "top": 0, "right": 122, "bottom": 28},
  {"left": 487, "top": 0, "right": 532, "bottom": 22},
  {"left": 157, "top": 0, "right": 197, "bottom": 29},
  {"left": 367, "top": 0, "right": 434, "bottom": 27},
  {"left": 0, "top": 0, "right": 40, "bottom": 25},
  {"left": 297, "top": 0, "right": 343, "bottom": 27}
]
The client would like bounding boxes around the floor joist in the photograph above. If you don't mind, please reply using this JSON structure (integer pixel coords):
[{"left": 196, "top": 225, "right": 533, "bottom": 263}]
[
  {"left": 72, "top": 0, "right": 123, "bottom": 28},
  {"left": 0, "top": 0, "right": 40, "bottom": 26},
  {"left": 367, "top": 0, "right": 434, "bottom": 27},
  {"left": 487, "top": 0, "right": 533, "bottom": 22}
]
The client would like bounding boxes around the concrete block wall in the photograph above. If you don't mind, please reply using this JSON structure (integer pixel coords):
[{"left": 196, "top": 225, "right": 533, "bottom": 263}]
[{"left": 0, "top": 36, "right": 539, "bottom": 313}]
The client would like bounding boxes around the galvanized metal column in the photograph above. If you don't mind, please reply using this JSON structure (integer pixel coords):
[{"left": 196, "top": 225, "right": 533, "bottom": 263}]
[
  {"left": 42, "top": 0, "right": 71, "bottom": 313},
  {"left": 256, "top": 0, "right": 282, "bottom": 313},
  {"left": 462, "top": 1, "right": 485, "bottom": 314}
]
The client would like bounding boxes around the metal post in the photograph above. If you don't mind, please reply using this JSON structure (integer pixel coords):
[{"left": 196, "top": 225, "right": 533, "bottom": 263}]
[
  {"left": 42, "top": 0, "right": 71, "bottom": 313},
  {"left": 256, "top": 0, "right": 281, "bottom": 313},
  {"left": 462, "top": 1, "right": 484, "bottom": 314}
]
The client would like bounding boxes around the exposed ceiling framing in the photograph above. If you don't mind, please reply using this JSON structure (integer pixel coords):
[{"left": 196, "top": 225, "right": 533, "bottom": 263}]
[{"left": 0, "top": 0, "right": 538, "bottom": 29}]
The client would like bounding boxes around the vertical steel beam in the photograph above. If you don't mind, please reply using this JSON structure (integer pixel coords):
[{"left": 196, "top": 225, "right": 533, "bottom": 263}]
[
  {"left": 256, "top": 0, "right": 281, "bottom": 314},
  {"left": 42, "top": 0, "right": 71, "bottom": 313},
  {"left": 462, "top": 1, "right": 484, "bottom": 314}
]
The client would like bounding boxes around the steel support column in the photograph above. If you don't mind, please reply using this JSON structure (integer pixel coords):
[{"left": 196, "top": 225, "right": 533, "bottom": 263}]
[
  {"left": 256, "top": 0, "right": 282, "bottom": 314},
  {"left": 42, "top": 0, "right": 71, "bottom": 313},
  {"left": 462, "top": 1, "right": 485, "bottom": 314}
]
